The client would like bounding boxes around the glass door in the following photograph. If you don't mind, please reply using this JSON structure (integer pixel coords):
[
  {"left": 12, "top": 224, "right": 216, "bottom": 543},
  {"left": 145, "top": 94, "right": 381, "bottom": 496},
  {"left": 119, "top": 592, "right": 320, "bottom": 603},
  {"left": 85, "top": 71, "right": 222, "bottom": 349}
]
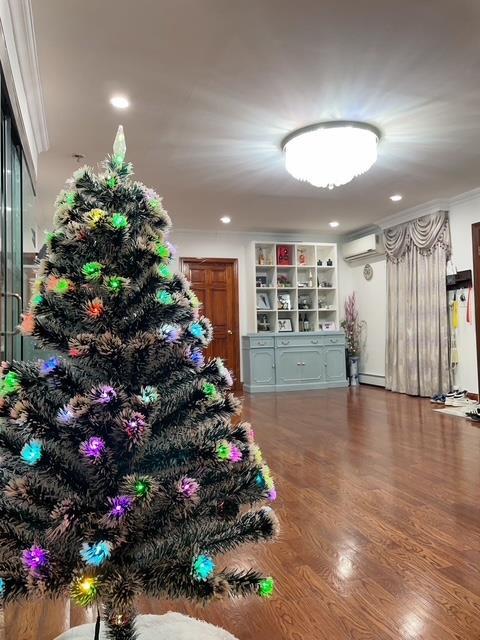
[{"left": 0, "top": 88, "right": 24, "bottom": 363}]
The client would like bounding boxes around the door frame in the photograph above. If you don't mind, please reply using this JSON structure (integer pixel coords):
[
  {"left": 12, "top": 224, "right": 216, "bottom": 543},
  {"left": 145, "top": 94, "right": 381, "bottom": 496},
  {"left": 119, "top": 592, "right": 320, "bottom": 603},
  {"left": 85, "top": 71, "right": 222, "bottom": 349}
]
[
  {"left": 180, "top": 257, "right": 241, "bottom": 386},
  {"left": 472, "top": 223, "right": 480, "bottom": 393}
]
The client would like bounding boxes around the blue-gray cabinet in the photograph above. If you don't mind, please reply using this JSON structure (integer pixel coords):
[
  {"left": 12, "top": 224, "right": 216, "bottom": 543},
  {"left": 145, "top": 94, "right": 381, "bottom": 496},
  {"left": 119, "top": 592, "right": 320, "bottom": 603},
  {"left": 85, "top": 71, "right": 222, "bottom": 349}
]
[{"left": 242, "top": 332, "right": 348, "bottom": 393}]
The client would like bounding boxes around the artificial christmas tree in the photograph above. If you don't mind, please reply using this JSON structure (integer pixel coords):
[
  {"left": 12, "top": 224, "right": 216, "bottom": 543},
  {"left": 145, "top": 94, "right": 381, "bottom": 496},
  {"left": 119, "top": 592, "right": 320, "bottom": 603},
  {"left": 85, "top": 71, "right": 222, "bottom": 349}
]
[{"left": 0, "top": 128, "right": 278, "bottom": 640}]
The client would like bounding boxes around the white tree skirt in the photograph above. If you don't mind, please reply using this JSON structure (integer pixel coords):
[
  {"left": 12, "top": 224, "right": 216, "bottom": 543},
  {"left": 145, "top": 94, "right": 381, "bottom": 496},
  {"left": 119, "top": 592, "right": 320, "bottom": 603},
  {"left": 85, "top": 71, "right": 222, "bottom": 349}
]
[{"left": 55, "top": 613, "right": 239, "bottom": 640}]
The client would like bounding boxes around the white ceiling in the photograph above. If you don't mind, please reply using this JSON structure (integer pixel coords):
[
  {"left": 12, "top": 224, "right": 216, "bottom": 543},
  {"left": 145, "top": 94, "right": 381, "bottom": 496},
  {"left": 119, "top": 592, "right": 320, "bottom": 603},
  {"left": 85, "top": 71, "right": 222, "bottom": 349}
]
[{"left": 32, "top": 0, "right": 480, "bottom": 235}]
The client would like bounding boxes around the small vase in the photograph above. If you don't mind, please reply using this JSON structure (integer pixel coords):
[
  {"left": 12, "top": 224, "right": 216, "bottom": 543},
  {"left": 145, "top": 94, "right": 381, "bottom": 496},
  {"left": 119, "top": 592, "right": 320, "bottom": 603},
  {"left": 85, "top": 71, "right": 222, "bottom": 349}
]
[{"left": 349, "top": 356, "right": 359, "bottom": 386}]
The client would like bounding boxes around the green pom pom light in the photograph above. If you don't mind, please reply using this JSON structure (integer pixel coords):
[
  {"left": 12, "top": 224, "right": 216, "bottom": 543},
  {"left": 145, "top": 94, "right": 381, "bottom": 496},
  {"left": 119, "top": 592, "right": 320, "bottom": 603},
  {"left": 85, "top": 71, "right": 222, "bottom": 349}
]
[
  {"left": 134, "top": 478, "right": 151, "bottom": 498},
  {"left": 106, "top": 176, "right": 117, "bottom": 189},
  {"left": 217, "top": 440, "right": 231, "bottom": 461},
  {"left": 259, "top": 576, "right": 275, "bottom": 598},
  {"left": 111, "top": 213, "right": 129, "bottom": 230},
  {"left": 31, "top": 294, "right": 44, "bottom": 307},
  {"left": 193, "top": 554, "right": 215, "bottom": 581},
  {"left": 107, "top": 276, "right": 123, "bottom": 294},
  {"left": 155, "top": 243, "right": 171, "bottom": 260},
  {"left": 0, "top": 371, "right": 20, "bottom": 397},
  {"left": 82, "top": 262, "right": 103, "bottom": 281},
  {"left": 148, "top": 197, "right": 161, "bottom": 212},
  {"left": 158, "top": 264, "right": 173, "bottom": 280},
  {"left": 156, "top": 290, "right": 173, "bottom": 305},
  {"left": 203, "top": 382, "right": 217, "bottom": 399},
  {"left": 65, "top": 192, "right": 76, "bottom": 207},
  {"left": 55, "top": 278, "right": 70, "bottom": 295}
]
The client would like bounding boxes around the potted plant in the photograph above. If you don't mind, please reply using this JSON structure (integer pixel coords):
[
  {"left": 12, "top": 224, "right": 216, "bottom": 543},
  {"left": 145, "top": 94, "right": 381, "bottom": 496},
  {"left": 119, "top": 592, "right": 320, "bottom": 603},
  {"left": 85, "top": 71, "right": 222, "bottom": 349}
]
[{"left": 340, "top": 293, "right": 366, "bottom": 386}]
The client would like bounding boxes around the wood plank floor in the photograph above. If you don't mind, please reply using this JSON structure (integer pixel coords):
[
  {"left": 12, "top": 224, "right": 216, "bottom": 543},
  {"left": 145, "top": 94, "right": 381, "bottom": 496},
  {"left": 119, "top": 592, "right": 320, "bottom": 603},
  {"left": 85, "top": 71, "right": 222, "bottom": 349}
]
[{"left": 3, "top": 386, "right": 480, "bottom": 639}]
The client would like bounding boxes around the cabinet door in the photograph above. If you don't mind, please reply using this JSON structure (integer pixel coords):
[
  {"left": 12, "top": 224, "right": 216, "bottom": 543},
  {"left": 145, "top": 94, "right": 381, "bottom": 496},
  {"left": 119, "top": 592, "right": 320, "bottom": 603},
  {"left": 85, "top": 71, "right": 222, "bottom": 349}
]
[
  {"left": 275, "top": 348, "right": 304, "bottom": 384},
  {"left": 251, "top": 349, "right": 275, "bottom": 385},
  {"left": 301, "top": 349, "right": 325, "bottom": 382},
  {"left": 324, "top": 345, "right": 347, "bottom": 382}
]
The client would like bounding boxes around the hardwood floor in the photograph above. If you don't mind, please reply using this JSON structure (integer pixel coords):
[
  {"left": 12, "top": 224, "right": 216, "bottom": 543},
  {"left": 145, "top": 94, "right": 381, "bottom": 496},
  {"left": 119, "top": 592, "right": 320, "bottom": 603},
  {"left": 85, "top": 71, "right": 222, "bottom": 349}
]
[{"left": 3, "top": 387, "right": 480, "bottom": 639}]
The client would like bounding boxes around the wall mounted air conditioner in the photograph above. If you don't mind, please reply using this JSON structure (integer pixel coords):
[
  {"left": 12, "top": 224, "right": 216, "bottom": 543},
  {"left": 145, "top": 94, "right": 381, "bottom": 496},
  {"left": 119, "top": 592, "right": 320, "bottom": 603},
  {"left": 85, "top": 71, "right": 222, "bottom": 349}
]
[{"left": 342, "top": 233, "right": 384, "bottom": 262}]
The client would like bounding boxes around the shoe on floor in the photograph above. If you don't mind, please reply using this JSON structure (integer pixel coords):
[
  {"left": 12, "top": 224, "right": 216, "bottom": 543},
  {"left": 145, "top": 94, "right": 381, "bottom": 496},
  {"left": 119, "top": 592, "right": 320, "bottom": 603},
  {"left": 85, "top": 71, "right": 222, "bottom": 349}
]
[{"left": 430, "top": 394, "right": 446, "bottom": 404}]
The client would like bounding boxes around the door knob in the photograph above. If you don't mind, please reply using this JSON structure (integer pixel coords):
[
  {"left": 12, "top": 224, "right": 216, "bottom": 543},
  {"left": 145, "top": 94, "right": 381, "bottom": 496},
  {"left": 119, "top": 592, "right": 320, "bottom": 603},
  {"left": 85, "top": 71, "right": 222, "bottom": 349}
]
[{"left": 227, "top": 330, "right": 233, "bottom": 335}]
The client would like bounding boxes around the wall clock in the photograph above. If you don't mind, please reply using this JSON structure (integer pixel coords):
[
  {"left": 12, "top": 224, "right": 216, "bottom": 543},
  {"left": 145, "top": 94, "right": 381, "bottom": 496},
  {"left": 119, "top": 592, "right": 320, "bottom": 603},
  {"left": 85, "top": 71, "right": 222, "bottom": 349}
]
[{"left": 363, "top": 263, "right": 373, "bottom": 281}]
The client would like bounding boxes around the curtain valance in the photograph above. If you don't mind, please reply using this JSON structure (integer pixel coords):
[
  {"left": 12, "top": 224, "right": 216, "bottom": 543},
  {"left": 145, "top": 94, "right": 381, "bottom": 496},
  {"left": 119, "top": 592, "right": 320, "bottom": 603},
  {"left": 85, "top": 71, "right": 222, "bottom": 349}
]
[{"left": 384, "top": 211, "right": 451, "bottom": 262}]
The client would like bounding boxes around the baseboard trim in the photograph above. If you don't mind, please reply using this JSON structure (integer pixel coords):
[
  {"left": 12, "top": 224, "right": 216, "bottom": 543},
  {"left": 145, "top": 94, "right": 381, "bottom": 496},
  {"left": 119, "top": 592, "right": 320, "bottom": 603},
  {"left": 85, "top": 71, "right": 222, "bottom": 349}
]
[
  {"left": 244, "top": 380, "right": 349, "bottom": 393},
  {"left": 359, "top": 373, "right": 386, "bottom": 387}
]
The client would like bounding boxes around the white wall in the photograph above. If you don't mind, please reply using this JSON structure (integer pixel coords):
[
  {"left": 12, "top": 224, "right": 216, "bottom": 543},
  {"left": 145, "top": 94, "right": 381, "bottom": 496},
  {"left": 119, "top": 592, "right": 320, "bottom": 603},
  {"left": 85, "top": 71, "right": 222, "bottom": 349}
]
[
  {"left": 448, "top": 193, "right": 479, "bottom": 393},
  {"left": 343, "top": 257, "right": 387, "bottom": 386}
]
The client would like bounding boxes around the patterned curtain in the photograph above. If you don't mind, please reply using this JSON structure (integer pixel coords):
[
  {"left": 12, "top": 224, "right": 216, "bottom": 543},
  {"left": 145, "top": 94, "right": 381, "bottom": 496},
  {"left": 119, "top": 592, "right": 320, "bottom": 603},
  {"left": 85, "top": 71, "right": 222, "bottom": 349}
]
[{"left": 384, "top": 211, "right": 451, "bottom": 396}]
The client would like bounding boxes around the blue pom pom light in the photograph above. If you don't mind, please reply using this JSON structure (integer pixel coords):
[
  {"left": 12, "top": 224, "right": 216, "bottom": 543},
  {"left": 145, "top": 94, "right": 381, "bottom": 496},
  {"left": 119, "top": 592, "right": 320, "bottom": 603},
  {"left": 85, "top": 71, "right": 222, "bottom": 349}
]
[
  {"left": 40, "top": 357, "right": 60, "bottom": 376},
  {"left": 21, "top": 440, "right": 42, "bottom": 466},
  {"left": 189, "top": 322, "right": 204, "bottom": 339},
  {"left": 80, "top": 541, "right": 112, "bottom": 567},
  {"left": 193, "top": 554, "right": 215, "bottom": 581},
  {"left": 0, "top": 578, "right": 5, "bottom": 596}
]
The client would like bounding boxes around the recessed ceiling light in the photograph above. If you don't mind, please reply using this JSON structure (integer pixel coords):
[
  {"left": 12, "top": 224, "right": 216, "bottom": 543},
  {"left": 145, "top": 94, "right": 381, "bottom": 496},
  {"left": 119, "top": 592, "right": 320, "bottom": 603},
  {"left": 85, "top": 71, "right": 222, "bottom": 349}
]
[
  {"left": 329, "top": 221, "right": 340, "bottom": 228},
  {"left": 110, "top": 95, "right": 130, "bottom": 109},
  {"left": 390, "top": 194, "right": 402, "bottom": 202},
  {"left": 220, "top": 216, "right": 231, "bottom": 224}
]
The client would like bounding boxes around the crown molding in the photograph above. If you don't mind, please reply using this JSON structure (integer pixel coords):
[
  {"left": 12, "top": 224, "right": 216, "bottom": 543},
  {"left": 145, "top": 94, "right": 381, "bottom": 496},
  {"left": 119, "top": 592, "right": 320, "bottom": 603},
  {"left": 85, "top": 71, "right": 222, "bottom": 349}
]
[
  {"left": 376, "top": 198, "right": 450, "bottom": 230},
  {"left": 0, "top": 0, "right": 49, "bottom": 179},
  {"left": 449, "top": 187, "right": 480, "bottom": 208},
  {"left": 173, "top": 228, "right": 339, "bottom": 242}
]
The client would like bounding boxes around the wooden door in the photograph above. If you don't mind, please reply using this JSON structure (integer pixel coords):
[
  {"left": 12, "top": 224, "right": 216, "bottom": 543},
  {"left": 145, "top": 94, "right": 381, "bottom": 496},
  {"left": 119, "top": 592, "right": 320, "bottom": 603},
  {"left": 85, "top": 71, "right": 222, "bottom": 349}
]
[{"left": 181, "top": 258, "right": 241, "bottom": 387}]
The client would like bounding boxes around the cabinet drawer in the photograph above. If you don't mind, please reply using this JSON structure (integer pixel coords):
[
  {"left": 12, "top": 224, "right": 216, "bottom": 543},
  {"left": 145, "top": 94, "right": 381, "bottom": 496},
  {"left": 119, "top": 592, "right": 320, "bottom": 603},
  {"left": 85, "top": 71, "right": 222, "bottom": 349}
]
[
  {"left": 275, "top": 335, "right": 323, "bottom": 348},
  {"left": 321, "top": 334, "right": 346, "bottom": 346},
  {"left": 244, "top": 336, "right": 275, "bottom": 349}
]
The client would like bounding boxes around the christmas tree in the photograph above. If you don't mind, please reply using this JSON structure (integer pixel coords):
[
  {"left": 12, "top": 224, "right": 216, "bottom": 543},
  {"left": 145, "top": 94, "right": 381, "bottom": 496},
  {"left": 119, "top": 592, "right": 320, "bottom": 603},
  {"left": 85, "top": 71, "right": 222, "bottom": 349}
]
[{"left": 0, "top": 128, "right": 278, "bottom": 640}]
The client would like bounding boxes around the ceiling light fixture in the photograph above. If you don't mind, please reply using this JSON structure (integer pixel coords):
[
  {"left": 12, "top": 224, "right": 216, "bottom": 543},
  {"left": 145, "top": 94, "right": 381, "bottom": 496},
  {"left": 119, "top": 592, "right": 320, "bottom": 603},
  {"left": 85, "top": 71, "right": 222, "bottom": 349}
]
[
  {"left": 220, "top": 216, "right": 231, "bottom": 224},
  {"left": 110, "top": 95, "right": 130, "bottom": 109},
  {"left": 390, "top": 194, "right": 403, "bottom": 202},
  {"left": 329, "top": 221, "right": 340, "bottom": 228},
  {"left": 282, "top": 121, "right": 381, "bottom": 189}
]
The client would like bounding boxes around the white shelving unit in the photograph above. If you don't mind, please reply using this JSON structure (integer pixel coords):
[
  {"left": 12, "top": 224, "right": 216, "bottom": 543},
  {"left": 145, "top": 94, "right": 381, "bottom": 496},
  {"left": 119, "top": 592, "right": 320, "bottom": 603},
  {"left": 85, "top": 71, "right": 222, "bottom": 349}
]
[{"left": 253, "top": 242, "right": 338, "bottom": 333}]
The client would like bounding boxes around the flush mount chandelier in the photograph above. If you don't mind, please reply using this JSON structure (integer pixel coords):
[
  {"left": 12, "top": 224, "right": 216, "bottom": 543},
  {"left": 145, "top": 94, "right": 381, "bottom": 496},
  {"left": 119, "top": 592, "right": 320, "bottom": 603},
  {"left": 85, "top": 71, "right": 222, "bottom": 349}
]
[{"left": 282, "top": 121, "right": 381, "bottom": 189}]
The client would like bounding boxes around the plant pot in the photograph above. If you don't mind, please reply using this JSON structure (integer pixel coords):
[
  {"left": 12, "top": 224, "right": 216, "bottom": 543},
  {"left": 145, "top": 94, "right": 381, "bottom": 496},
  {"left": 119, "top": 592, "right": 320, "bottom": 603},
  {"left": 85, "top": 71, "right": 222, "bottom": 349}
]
[
  {"left": 55, "top": 613, "right": 239, "bottom": 640},
  {"left": 349, "top": 356, "right": 360, "bottom": 386}
]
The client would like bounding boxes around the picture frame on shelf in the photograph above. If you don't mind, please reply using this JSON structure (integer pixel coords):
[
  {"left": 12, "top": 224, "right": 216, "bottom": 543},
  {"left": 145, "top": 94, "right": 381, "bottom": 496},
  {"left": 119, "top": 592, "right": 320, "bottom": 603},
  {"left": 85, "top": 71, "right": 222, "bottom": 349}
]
[
  {"left": 298, "top": 294, "right": 312, "bottom": 310},
  {"left": 323, "top": 321, "right": 336, "bottom": 331},
  {"left": 256, "top": 293, "right": 271, "bottom": 310},
  {"left": 277, "top": 245, "right": 292, "bottom": 265},
  {"left": 257, "top": 314, "right": 271, "bottom": 332},
  {"left": 278, "top": 318, "right": 293, "bottom": 332},
  {"left": 277, "top": 293, "right": 291, "bottom": 310},
  {"left": 256, "top": 275, "right": 268, "bottom": 288}
]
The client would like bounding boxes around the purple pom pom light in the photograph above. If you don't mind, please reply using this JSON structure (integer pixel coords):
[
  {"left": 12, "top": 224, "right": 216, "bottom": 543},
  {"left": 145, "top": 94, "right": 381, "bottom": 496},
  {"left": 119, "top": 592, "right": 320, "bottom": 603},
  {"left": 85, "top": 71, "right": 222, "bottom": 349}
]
[
  {"left": 179, "top": 477, "right": 200, "bottom": 498},
  {"left": 109, "top": 495, "right": 133, "bottom": 519},
  {"left": 22, "top": 546, "right": 49, "bottom": 574},
  {"left": 95, "top": 385, "right": 117, "bottom": 404},
  {"left": 80, "top": 436, "right": 106, "bottom": 460},
  {"left": 230, "top": 446, "right": 243, "bottom": 463}
]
